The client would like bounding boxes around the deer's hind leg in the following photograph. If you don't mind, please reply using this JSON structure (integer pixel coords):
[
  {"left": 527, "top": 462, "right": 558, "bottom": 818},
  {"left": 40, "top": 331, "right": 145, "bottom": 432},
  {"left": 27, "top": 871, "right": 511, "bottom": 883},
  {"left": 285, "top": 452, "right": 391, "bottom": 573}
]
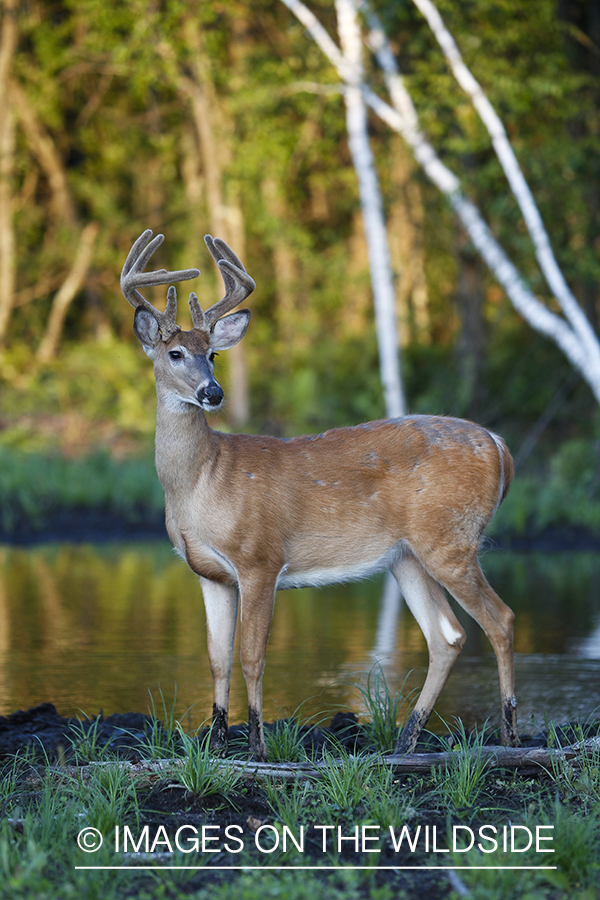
[
  {"left": 200, "top": 578, "right": 239, "bottom": 754},
  {"left": 413, "top": 546, "right": 518, "bottom": 748},
  {"left": 392, "top": 553, "right": 466, "bottom": 754}
]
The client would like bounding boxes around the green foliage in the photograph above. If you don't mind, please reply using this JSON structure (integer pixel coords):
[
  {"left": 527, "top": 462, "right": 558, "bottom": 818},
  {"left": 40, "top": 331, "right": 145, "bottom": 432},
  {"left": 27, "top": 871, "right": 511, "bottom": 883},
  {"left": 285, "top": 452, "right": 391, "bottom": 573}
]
[
  {"left": 492, "top": 437, "right": 600, "bottom": 536},
  {"left": 536, "top": 439, "right": 600, "bottom": 531},
  {"left": 265, "top": 717, "right": 309, "bottom": 764},
  {"left": 170, "top": 724, "right": 245, "bottom": 800},
  {"left": 430, "top": 719, "right": 491, "bottom": 813},
  {"left": 354, "top": 664, "right": 413, "bottom": 753},
  {"left": 142, "top": 687, "right": 188, "bottom": 760},
  {"left": 0, "top": 0, "right": 597, "bottom": 457},
  {"left": 0, "top": 338, "right": 157, "bottom": 449},
  {"left": 0, "top": 446, "right": 162, "bottom": 533}
]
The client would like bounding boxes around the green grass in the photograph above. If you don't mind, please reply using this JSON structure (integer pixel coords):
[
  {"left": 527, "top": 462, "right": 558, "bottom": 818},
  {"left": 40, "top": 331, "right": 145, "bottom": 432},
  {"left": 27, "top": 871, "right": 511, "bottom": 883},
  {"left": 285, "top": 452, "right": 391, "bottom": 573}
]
[
  {"left": 68, "top": 714, "right": 119, "bottom": 764},
  {"left": 353, "top": 664, "right": 414, "bottom": 753},
  {"left": 1, "top": 713, "right": 599, "bottom": 899},
  {"left": 0, "top": 446, "right": 163, "bottom": 533},
  {"left": 140, "top": 687, "right": 190, "bottom": 760},
  {"left": 429, "top": 719, "right": 492, "bottom": 814},
  {"left": 316, "top": 745, "right": 384, "bottom": 818},
  {"left": 170, "top": 724, "right": 245, "bottom": 801}
]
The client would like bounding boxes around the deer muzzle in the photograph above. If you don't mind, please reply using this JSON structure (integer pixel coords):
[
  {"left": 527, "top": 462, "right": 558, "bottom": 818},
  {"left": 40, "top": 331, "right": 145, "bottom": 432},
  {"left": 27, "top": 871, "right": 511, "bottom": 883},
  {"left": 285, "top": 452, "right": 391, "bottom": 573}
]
[{"left": 196, "top": 382, "right": 224, "bottom": 410}]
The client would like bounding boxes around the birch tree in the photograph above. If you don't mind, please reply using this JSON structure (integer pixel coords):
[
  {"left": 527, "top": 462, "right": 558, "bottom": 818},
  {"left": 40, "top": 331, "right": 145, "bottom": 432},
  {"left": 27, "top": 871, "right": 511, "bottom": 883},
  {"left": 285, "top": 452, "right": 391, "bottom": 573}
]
[
  {"left": 281, "top": 0, "right": 600, "bottom": 405},
  {"left": 334, "top": 0, "right": 405, "bottom": 417},
  {"left": 0, "top": 0, "right": 18, "bottom": 346}
]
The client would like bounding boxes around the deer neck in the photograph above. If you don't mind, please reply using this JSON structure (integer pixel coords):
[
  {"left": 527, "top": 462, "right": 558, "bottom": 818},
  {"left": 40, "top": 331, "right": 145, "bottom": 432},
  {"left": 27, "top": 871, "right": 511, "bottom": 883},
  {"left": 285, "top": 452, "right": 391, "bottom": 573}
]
[{"left": 154, "top": 390, "right": 218, "bottom": 495}]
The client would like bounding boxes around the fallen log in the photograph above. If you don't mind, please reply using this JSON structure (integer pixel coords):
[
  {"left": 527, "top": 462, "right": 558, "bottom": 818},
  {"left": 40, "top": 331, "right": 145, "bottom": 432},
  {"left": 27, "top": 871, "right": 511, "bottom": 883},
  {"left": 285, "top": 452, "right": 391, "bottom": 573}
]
[{"left": 41, "top": 736, "right": 600, "bottom": 784}]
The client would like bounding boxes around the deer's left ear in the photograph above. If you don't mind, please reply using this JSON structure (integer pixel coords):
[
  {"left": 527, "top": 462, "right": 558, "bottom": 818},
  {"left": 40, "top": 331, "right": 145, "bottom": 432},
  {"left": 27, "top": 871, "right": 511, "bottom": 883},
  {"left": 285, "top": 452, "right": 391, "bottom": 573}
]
[
  {"left": 210, "top": 309, "right": 251, "bottom": 351},
  {"left": 134, "top": 307, "right": 162, "bottom": 355}
]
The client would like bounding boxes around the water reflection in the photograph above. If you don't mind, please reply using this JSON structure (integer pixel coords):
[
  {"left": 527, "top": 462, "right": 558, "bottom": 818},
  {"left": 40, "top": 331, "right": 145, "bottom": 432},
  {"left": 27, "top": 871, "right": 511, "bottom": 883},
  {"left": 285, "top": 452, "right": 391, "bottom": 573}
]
[{"left": 0, "top": 543, "right": 599, "bottom": 732}]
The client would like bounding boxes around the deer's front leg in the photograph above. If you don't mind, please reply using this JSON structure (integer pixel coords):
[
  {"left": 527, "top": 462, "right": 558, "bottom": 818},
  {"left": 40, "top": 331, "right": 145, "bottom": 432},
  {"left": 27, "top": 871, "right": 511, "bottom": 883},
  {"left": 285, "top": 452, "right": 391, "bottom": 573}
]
[
  {"left": 238, "top": 574, "right": 278, "bottom": 761},
  {"left": 200, "top": 577, "right": 239, "bottom": 755}
]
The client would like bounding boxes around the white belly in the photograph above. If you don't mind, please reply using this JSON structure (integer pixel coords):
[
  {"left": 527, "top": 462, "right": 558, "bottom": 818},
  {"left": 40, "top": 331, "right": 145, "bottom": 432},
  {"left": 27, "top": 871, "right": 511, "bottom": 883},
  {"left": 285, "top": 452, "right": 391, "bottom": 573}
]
[{"left": 276, "top": 546, "right": 402, "bottom": 590}]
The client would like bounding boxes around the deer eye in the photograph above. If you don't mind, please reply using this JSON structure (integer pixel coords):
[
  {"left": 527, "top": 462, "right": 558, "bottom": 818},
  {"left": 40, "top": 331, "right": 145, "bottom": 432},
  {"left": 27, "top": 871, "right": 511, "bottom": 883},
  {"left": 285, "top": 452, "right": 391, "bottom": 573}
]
[{"left": 169, "top": 350, "right": 183, "bottom": 360}]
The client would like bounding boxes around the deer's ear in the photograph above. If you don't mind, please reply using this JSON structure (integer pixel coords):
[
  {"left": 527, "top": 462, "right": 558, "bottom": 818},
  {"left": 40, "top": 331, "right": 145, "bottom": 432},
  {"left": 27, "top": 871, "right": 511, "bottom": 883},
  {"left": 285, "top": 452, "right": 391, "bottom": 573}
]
[
  {"left": 134, "top": 307, "right": 161, "bottom": 353},
  {"left": 210, "top": 309, "right": 250, "bottom": 351}
]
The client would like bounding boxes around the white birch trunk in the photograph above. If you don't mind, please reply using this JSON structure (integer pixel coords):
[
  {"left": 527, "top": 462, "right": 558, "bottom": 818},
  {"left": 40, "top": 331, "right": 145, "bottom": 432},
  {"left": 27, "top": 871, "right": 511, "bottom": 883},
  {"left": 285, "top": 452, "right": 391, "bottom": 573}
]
[
  {"left": 362, "top": 11, "right": 600, "bottom": 402},
  {"left": 411, "top": 0, "right": 600, "bottom": 375},
  {"left": 335, "top": 0, "right": 406, "bottom": 417},
  {"left": 280, "top": 0, "right": 600, "bottom": 404}
]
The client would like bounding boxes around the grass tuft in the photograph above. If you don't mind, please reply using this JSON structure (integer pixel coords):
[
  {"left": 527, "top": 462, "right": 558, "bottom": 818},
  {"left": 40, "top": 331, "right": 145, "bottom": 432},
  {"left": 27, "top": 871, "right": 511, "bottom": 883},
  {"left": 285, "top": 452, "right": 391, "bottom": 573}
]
[
  {"left": 169, "top": 723, "right": 245, "bottom": 801},
  {"left": 430, "top": 718, "right": 491, "bottom": 814},
  {"left": 353, "top": 663, "right": 414, "bottom": 753}
]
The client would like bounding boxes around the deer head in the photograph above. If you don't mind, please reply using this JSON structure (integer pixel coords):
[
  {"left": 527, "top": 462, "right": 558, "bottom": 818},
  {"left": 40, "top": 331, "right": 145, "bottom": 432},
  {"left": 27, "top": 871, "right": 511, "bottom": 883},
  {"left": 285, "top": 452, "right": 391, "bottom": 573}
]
[{"left": 121, "top": 230, "right": 255, "bottom": 411}]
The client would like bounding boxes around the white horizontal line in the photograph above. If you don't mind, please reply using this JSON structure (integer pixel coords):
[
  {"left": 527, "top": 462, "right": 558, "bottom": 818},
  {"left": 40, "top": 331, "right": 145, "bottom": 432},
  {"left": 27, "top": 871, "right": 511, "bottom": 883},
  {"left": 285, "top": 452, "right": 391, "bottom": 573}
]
[{"left": 75, "top": 865, "right": 557, "bottom": 871}]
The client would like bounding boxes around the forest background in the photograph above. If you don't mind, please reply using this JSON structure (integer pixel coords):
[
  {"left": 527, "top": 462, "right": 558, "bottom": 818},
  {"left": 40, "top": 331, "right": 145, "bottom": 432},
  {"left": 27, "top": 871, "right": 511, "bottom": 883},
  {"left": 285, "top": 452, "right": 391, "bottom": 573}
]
[{"left": 0, "top": 0, "right": 599, "bottom": 540}]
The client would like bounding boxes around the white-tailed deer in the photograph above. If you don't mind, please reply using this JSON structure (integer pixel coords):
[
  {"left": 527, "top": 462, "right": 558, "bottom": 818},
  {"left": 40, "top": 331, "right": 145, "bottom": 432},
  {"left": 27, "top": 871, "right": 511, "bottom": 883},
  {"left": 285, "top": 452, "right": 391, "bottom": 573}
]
[{"left": 121, "top": 229, "right": 518, "bottom": 760}]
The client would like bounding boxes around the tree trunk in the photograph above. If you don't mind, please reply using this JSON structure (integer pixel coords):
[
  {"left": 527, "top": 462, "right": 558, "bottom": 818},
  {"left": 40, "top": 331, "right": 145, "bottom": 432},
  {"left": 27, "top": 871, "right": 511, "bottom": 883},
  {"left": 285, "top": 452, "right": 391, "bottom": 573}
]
[
  {"left": 36, "top": 223, "right": 99, "bottom": 363},
  {"left": 282, "top": 0, "right": 600, "bottom": 405},
  {"left": 0, "top": 0, "right": 18, "bottom": 346},
  {"left": 388, "top": 136, "right": 429, "bottom": 346},
  {"left": 180, "top": 19, "right": 250, "bottom": 426},
  {"left": 454, "top": 238, "right": 487, "bottom": 420},
  {"left": 11, "top": 80, "right": 76, "bottom": 228},
  {"left": 335, "top": 0, "right": 406, "bottom": 418},
  {"left": 262, "top": 176, "right": 301, "bottom": 347}
]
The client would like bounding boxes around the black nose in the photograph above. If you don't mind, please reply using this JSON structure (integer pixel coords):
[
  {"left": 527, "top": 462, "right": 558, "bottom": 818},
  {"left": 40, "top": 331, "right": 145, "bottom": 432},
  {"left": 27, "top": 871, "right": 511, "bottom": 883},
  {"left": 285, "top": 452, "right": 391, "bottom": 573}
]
[{"left": 197, "top": 384, "right": 224, "bottom": 407}]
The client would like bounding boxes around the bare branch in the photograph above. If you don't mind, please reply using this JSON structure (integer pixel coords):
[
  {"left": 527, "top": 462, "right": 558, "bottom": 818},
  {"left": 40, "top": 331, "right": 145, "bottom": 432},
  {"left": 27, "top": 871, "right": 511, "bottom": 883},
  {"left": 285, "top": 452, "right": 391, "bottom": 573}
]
[
  {"left": 42, "top": 736, "right": 600, "bottom": 784},
  {"left": 36, "top": 223, "right": 99, "bottom": 363},
  {"left": 360, "top": 9, "right": 600, "bottom": 397},
  {"left": 410, "top": 0, "right": 600, "bottom": 369},
  {"left": 281, "top": 0, "right": 600, "bottom": 403}
]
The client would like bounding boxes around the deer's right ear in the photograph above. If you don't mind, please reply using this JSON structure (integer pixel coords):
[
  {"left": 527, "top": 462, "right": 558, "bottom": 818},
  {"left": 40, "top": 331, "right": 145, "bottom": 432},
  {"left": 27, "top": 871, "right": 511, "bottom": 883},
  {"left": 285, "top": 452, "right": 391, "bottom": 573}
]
[{"left": 134, "top": 307, "right": 161, "bottom": 354}]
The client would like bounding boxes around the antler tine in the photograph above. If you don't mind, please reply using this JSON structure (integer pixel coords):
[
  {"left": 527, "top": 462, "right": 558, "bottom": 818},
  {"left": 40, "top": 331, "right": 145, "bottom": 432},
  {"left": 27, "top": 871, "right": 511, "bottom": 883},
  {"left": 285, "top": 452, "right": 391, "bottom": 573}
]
[
  {"left": 203, "top": 234, "right": 255, "bottom": 329},
  {"left": 120, "top": 230, "right": 200, "bottom": 340},
  {"left": 121, "top": 229, "right": 156, "bottom": 279},
  {"left": 188, "top": 292, "right": 206, "bottom": 330}
]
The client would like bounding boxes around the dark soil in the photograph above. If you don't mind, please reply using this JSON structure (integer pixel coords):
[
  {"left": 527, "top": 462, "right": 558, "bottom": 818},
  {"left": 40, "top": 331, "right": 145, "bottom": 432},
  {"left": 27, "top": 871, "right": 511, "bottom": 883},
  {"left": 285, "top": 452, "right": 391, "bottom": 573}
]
[
  {"left": 0, "top": 702, "right": 565, "bottom": 762},
  {"left": 1, "top": 507, "right": 600, "bottom": 551},
  {"left": 0, "top": 508, "right": 168, "bottom": 546},
  {"left": 2, "top": 703, "right": 594, "bottom": 898}
]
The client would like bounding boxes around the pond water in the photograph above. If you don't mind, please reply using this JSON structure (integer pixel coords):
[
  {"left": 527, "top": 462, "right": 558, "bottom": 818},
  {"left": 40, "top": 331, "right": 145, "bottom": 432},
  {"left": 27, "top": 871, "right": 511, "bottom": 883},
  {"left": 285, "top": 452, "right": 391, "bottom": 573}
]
[{"left": 0, "top": 542, "right": 599, "bottom": 735}]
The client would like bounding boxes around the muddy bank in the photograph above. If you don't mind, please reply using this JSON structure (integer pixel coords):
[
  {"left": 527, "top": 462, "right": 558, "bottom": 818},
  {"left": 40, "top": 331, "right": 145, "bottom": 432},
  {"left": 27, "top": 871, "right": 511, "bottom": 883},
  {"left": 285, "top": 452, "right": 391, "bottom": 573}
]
[
  {"left": 0, "top": 508, "right": 168, "bottom": 546},
  {"left": 1, "top": 508, "right": 599, "bottom": 551},
  {"left": 0, "top": 701, "right": 589, "bottom": 762},
  {"left": 0, "top": 703, "right": 396, "bottom": 760}
]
